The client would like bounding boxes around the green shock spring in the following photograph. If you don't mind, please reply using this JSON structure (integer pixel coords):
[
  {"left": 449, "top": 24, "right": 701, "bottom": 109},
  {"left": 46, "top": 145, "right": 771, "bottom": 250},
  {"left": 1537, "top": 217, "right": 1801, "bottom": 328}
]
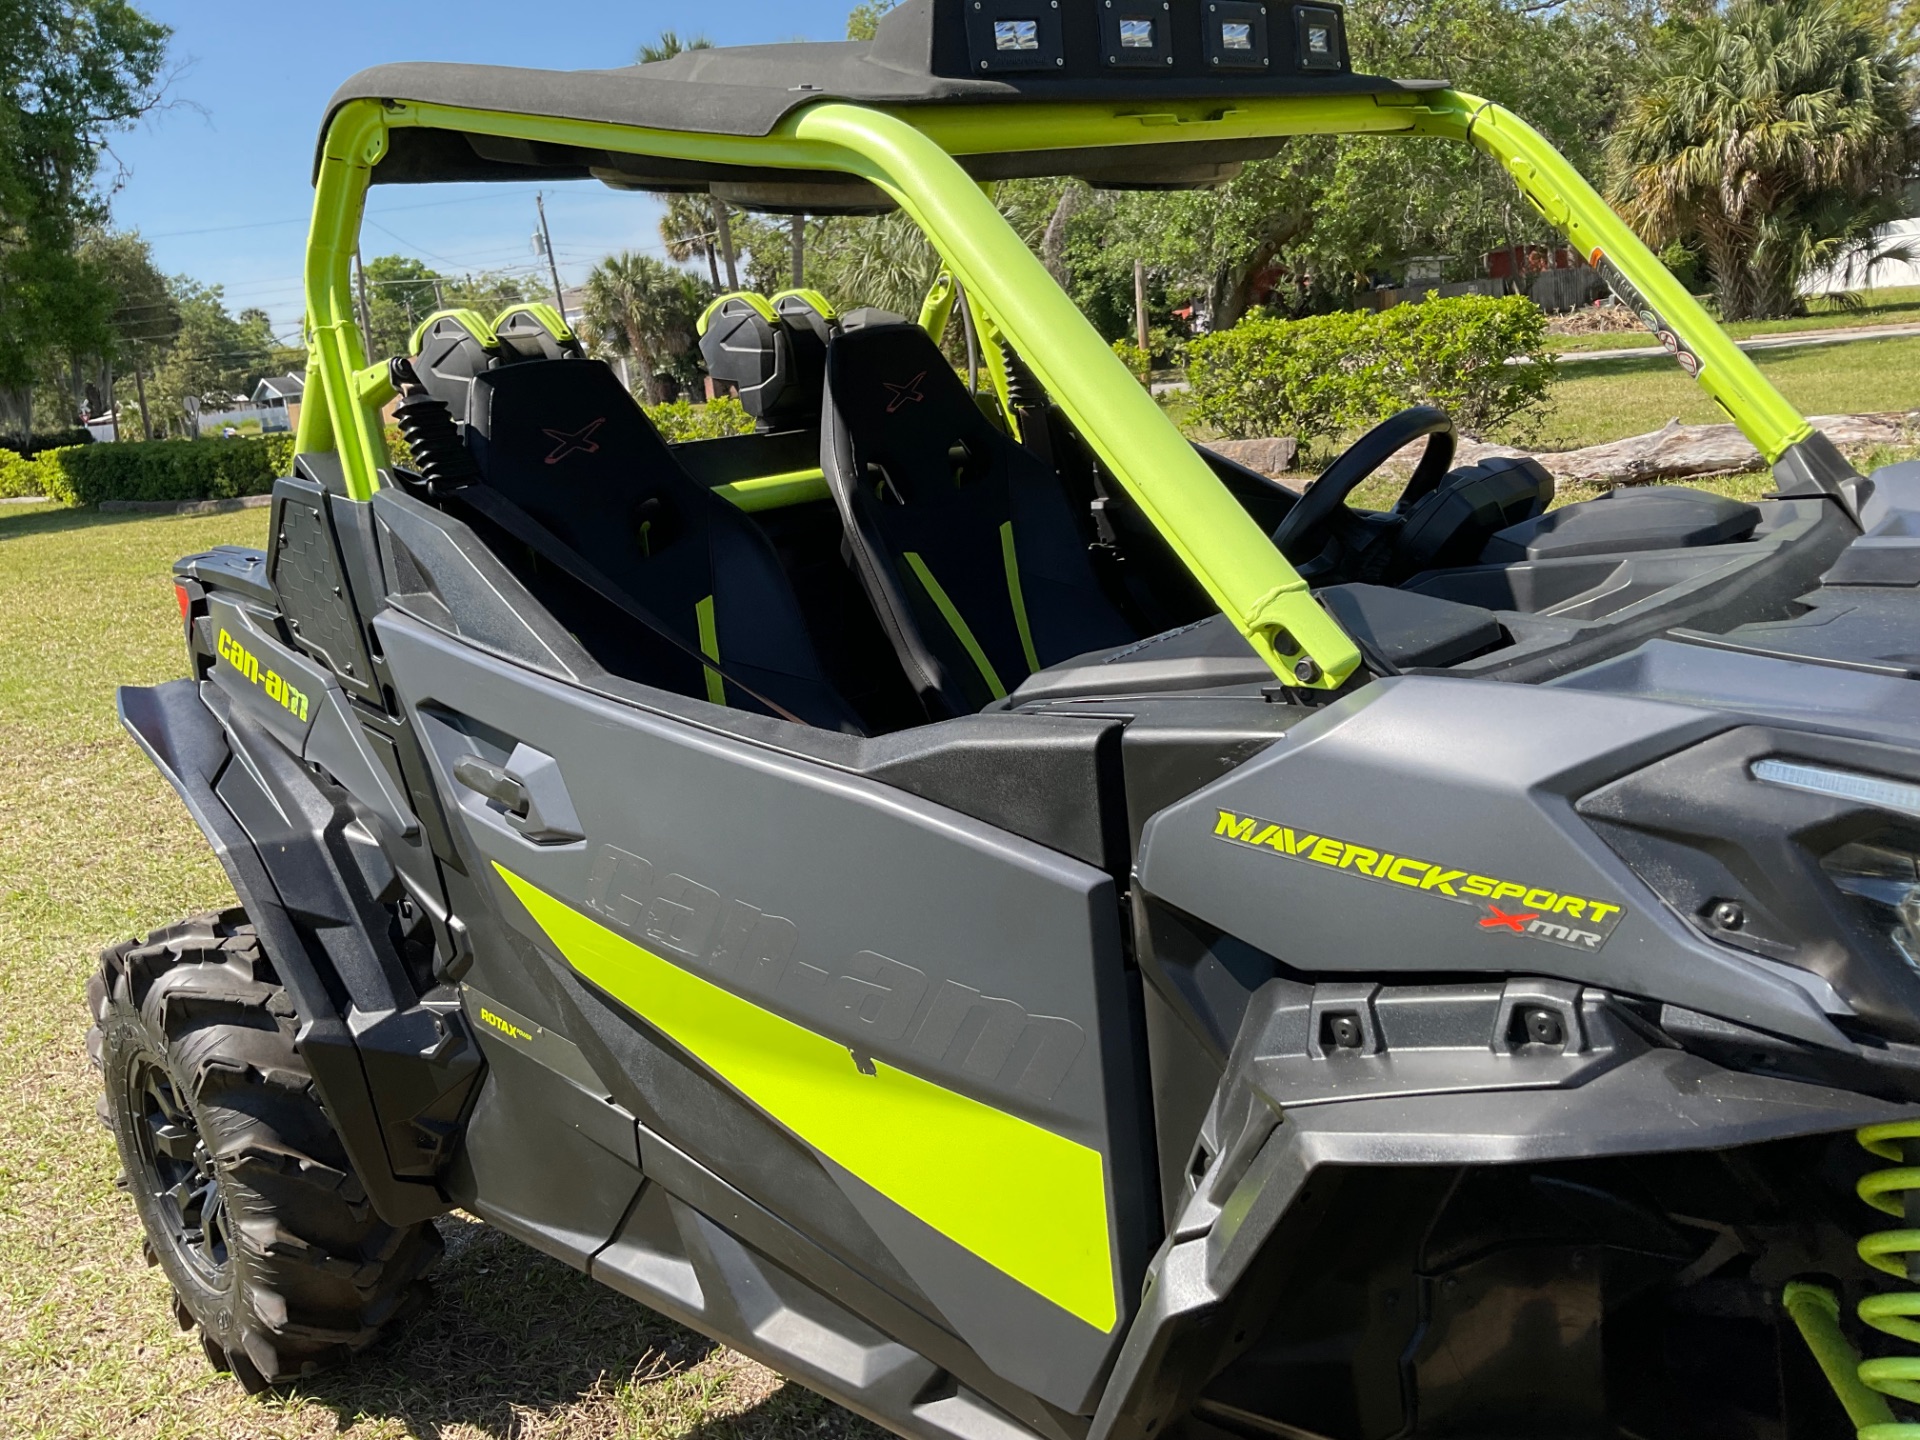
[{"left": 1856, "top": 1121, "right": 1920, "bottom": 1438}]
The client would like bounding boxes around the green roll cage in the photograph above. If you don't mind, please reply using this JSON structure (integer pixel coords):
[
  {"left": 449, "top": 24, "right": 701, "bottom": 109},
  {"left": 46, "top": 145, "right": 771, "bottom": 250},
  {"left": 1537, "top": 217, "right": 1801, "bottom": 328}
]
[{"left": 295, "top": 89, "right": 1816, "bottom": 693}]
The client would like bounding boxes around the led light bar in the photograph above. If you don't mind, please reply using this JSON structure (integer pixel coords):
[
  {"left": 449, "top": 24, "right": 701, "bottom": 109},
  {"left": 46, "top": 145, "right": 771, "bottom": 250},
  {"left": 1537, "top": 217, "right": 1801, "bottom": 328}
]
[{"left": 1752, "top": 758, "right": 1920, "bottom": 821}]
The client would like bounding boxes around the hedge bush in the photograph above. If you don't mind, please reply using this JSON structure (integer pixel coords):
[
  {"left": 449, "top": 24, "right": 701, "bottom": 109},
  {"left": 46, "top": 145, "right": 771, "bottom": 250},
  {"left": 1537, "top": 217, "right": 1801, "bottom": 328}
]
[
  {"left": 25, "top": 435, "right": 297, "bottom": 506},
  {"left": 1186, "top": 294, "right": 1557, "bottom": 457},
  {"left": 643, "top": 396, "right": 755, "bottom": 442},
  {"left": 6, "top": 401, "right": 743, "bottom": 506},
  {"left": 0, "top": 447, "right": 56, "bottom": 499}
]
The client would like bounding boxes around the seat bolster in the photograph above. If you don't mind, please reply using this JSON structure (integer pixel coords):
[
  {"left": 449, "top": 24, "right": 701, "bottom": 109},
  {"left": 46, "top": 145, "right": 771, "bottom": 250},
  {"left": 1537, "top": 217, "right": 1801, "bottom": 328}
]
[{"left": 821, "top": 388, "right": 973, "bottom": 718}]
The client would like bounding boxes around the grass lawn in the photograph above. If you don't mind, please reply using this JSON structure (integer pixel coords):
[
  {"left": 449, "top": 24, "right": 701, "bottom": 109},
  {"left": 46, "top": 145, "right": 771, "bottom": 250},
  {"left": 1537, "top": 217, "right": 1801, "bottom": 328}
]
[
  {"left": 0, "top": 502, "right": 880, "bottom": 1439},
  {"left": 1503, "top": 333, "right": 1920, "bottom": 452},
  {"left": 1547, "top": 285, "right": 1920, "bottom": 354}
]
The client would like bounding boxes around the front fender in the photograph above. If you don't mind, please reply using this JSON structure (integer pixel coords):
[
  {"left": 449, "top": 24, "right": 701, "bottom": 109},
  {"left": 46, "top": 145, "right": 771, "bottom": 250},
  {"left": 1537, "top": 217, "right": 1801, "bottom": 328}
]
[
  {"left": 1089, "top": 984, "right": 1914, "bottom": 1440},
  {"left": 119, "top": 679, "right": 470, "bottom": 1226}
]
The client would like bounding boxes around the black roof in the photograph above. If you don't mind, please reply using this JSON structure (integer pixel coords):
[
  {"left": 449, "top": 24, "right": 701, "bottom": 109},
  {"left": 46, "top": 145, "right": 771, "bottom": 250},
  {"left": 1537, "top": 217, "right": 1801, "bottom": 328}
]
[{"left": 322, "top": 0, "right": 1438, "bottom": 208}]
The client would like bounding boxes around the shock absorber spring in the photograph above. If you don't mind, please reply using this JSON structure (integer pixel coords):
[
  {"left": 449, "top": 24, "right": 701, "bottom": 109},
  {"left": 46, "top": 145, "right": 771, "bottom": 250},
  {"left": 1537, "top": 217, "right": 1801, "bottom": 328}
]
[
  {"left": 391, "top": 390, "right": 477, "bottom": 495},
  {"left": 1856, "top": 1121, "right": 1920, "bottom": 1437}
]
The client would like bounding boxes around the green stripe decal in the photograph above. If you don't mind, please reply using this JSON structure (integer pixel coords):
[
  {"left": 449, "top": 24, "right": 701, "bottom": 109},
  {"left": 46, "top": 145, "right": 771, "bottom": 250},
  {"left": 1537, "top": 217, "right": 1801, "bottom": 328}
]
[
  {"left": 903, "top": 551, "right": 1006, "bottom": 700},
  {"left": 694, "top": 595, "right": 725, "bottom": 707},
  {"left": 999, "top": 522, "right": 1040, "bottom": 676},
  {"left": 494, "top": 864, "right": 1117, "bottom": 1331}
]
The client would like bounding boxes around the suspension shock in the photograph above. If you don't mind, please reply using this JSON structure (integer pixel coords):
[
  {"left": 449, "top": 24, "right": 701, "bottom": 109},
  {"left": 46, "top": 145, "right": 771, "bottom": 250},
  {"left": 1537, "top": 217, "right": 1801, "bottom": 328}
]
[
  {"left": 1856, "top": 1121, "right": 1920, "bottom": 1437},
  {"left": 388, "top": 357, "right": 477, "bottom": 496},
  {"left": 1785, "top": 1124, "right": 1920, "bottom": 1437}
]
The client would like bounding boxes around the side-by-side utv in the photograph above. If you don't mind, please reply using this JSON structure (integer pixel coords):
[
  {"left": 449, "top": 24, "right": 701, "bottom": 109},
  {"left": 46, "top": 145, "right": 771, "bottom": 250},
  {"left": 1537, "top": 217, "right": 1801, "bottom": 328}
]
[{"left": 91, "top": 2, "right": 1920, "bottom": 1435}]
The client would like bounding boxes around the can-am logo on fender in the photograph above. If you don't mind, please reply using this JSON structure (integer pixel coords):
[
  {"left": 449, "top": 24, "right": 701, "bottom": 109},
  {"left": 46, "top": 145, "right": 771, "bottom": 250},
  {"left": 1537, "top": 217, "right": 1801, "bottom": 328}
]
[{"left": 1211, "top": 809, "right": 1626, "bottom": 952}]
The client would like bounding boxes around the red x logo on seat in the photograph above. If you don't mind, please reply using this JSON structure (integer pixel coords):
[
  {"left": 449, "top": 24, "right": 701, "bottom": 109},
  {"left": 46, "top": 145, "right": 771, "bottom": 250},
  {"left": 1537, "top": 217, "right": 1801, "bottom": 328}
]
[
  {"left": 542, "top": 417, "right": 606, "bottom": 464},
  {"left": 883, "top": 372, "right": 926, "bottom": 414}
]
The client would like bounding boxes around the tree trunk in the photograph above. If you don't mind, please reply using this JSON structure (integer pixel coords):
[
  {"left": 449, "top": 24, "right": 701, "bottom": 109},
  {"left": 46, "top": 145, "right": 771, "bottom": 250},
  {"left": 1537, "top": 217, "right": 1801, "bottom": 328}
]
[
  {"left": 1134, "top": 260, "right": 1149, "bottom": 353},
  {"left": 1041, "top": 187, "right": 1080, "bottom": 286},
  {"left": 0, "top": 385, "right": 31, "bottom": 440},
  {"left": 1212, "top": 210, "right": 1309, "bottom": 330},
  {"left": 626, "top": 323, "right": 669, "bottom": 405},
  {"left": 709, "top": 197, "right": 739, "bottom": 290}
]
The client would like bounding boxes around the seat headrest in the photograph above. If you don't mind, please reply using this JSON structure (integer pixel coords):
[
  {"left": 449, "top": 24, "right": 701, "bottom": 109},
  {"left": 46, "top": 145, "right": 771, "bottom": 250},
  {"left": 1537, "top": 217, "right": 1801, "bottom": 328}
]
[
  {"left": 826, "top": 323, "right": 997, "bottom": 507},
  {"left": 698, "top": 290, "right": 834, "bottom": 434},
  {"left": 466, "top": 355, "right": 658, "bottom": 455},
  {"left": 493, "top": 303, "right": 583, "bottom": 361},
  {"left": 409, "top": 309, "right": 503, "bottom": 422}
]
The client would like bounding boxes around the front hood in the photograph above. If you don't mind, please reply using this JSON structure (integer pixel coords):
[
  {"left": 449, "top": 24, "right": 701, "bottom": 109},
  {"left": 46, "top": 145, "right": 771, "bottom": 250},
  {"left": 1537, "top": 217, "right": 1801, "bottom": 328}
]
[{"left": 1134, "top": 668, "right": 1920, "bottom": 1053}]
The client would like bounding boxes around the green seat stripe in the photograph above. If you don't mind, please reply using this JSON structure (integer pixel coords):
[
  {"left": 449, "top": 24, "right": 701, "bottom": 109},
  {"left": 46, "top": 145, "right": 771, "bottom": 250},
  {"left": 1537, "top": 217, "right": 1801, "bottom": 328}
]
[
  {"left": 494, "top": 864, "right": 1118, "bottom": 1332},
  {"left": 999, "top": 522, "right": 1039, "bottom": 676},
  {"left": 902, "top": 552, "right": 1006, "bottom": 700},
  {"left": 694, "top": 595, "right": 725, "bottom": 707}
]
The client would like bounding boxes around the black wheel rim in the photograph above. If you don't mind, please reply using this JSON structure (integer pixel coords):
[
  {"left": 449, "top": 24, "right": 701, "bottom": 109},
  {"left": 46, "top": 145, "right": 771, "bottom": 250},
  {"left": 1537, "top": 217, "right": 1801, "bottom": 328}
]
[{"left": 126, "top": 1054, "right": 230, "bottom": 1285}]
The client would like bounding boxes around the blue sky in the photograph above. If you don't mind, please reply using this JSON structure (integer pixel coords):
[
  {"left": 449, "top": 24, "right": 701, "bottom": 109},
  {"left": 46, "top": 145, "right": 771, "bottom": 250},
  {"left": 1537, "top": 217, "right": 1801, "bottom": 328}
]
[{"left": 107, "top": 1, "right": 868, "bottom": 342}]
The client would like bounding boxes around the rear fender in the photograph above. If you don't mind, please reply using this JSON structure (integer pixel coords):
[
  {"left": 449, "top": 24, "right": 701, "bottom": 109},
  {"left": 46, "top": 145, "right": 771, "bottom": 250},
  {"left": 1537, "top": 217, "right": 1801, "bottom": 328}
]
[
  {"left": 119, "top": 678, "right": 478, "bottom": 1226},
  {"left": 1088, "top": 980, "right": 1915, "bottom": 1440}
]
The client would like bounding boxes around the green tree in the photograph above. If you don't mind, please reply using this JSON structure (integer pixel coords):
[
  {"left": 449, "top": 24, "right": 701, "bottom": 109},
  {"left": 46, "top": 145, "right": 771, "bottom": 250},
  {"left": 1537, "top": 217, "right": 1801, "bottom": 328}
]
[
  {"left": 636, "top": 30, "right": 713, "bottom": 63},
  {"left": 360, "top": 256, "right": 545, "bottom": 361},
  {"left": 580, "top": 251, "right": 711, "bottom": 404},
  {"left": 1608, "top": 0, "right": 1916, "bottom": 320},
  {"left": 658, "top": 192, "right": 723, "bottom": 287},
  {"left": 147, "top": 280, "right": 294, "bottom": 436},
  {"left": 362, "top": 254, "right": 441, "bottom": 359},
  {"left": 0, "top": 0, "right": 170, "bottom": 434},
  {"left": 847, "top": 0, "right": 899, "bottom": 41}
]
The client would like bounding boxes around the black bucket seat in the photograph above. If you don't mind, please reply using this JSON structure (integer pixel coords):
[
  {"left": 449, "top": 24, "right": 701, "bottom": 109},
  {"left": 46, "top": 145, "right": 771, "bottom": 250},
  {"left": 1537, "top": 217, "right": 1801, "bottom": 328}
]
[
  {"left": 459, "top": 356, "right": 864, "bottom": 732},
  {"left": 822, "top": 323, "right": 1135, "bottom": 717}
]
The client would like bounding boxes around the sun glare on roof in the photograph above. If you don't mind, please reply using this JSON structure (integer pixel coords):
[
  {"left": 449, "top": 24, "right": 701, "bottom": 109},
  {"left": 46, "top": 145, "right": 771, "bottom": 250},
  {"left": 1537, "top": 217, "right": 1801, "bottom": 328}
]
[{"left": 994, "top": 19, "right": 1040, "bottom": 50}]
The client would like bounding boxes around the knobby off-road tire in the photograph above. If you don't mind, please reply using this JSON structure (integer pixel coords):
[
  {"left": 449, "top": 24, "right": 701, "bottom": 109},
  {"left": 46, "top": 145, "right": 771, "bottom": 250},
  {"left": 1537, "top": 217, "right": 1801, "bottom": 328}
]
[{"left": 87, "top": 909, "right": 441, "bottom": 1389}]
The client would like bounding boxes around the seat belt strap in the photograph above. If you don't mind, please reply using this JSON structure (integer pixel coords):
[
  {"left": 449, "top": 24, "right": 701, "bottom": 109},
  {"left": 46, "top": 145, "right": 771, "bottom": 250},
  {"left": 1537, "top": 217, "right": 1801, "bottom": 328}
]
[
  {"left": 998, "top": 522, "right": 1039, "bottom": 675},
  {"left": 902, "top": 550, "right": 1006, "bottom": 701},
  {"left": 450, "top": 483, "right": 807, "bottom": 726}
]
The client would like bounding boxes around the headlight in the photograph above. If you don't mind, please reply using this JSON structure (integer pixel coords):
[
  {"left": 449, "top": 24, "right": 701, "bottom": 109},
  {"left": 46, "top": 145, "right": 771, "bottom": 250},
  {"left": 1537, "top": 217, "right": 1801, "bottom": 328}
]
[
  {"left": 1751, "top": 758, "right": 1920, "bottom": 971},
  {"left": 1820, "top": 833, "right": 1920, "bottom": 971}
]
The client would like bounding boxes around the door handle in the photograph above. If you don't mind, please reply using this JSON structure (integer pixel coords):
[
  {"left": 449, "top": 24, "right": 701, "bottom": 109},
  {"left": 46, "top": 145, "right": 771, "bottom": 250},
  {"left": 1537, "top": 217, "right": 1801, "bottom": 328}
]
[
  {"left": 453, "top": 756, "right": 529, "bottom": 817},
  {"left": 450, "top": 745, "right": 585, "bottom": 845}
]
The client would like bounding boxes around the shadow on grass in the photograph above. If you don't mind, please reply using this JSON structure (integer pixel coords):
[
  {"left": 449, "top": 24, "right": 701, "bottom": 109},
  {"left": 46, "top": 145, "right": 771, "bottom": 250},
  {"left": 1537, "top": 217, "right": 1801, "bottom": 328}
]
[
  {"left": 0, "top": 502, "right": 272, "bottom": 545},
  {"left": 289, "top": 1216, "right": 885, "bottom": 1440}
]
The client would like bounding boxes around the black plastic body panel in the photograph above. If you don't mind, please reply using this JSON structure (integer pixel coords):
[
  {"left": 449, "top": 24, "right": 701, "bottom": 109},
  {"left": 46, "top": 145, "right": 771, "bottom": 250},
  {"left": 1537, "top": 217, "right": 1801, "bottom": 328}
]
[{"left": 118, "top": 680, "right": 474, "bottom": 1225}]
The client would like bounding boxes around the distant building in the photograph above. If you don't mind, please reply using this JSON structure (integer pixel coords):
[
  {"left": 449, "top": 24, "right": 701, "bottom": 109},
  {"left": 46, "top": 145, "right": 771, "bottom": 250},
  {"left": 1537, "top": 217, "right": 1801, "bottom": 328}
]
[{"left": 251, "top": 375, "right": 304, "bottom": 433}]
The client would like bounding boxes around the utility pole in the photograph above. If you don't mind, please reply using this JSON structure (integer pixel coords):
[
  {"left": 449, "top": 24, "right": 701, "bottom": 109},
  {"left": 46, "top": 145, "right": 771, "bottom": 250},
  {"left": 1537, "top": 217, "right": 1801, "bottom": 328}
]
[
  {"left": 133, "top": 363, "right": 152, "bottom": 441},
  {"left": 790, "top": 214, "right": 804, "bottom": 288},
  {"left": 535, "top": 192, "right": 568, "bottom": 318},
  {"left": 432, "top": 277, "right": 446, "bottom": 310},
  {"left": 709, "top": 195, "right": 739, "bottom": 290},
  {"left": 354, "top": 249, "right": 374, "bottom": 347},
  {"left": 1134, "top": 259, "right": 1150, "bottom": 355}
]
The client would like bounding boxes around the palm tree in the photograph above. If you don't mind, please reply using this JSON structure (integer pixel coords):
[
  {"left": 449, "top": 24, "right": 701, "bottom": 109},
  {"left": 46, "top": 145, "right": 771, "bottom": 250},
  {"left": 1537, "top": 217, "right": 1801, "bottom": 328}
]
[
  {"left": 1607, "top": 0, "right": 1915, "bottom": 321},
  {"left": 635, "top": 32, "right": 740, "bottom": 291},
  {"left": 582, "top": 252, "right": 711, "bottom": 405},
  {"left": 635, "top": 30, "right": 713, "bottom": 64},
  {"left": 659, "top": 193, "right": 722, "bottom": 288}
]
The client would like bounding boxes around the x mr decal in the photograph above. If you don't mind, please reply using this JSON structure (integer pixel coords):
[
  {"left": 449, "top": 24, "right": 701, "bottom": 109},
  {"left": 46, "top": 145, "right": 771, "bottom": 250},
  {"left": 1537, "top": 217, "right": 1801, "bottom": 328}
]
[
  {"left": 1212, "top": 809, "right": 1627, "bottom": 952},
  {"left": 542, "top": 417, "right": 607, "bottom": 464}
]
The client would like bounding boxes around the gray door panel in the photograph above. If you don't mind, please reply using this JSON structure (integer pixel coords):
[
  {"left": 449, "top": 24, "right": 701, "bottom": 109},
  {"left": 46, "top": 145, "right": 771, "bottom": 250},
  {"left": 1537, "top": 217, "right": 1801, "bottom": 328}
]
[{"left": 376, "top": 613, "right": 1147, "bottom": 1410}]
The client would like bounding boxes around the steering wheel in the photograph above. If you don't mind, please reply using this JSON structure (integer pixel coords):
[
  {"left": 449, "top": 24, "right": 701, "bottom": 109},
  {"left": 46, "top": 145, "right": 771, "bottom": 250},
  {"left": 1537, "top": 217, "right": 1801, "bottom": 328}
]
[{"left": 1270, "top": 407, "right": 1457, "bottom": 574}]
